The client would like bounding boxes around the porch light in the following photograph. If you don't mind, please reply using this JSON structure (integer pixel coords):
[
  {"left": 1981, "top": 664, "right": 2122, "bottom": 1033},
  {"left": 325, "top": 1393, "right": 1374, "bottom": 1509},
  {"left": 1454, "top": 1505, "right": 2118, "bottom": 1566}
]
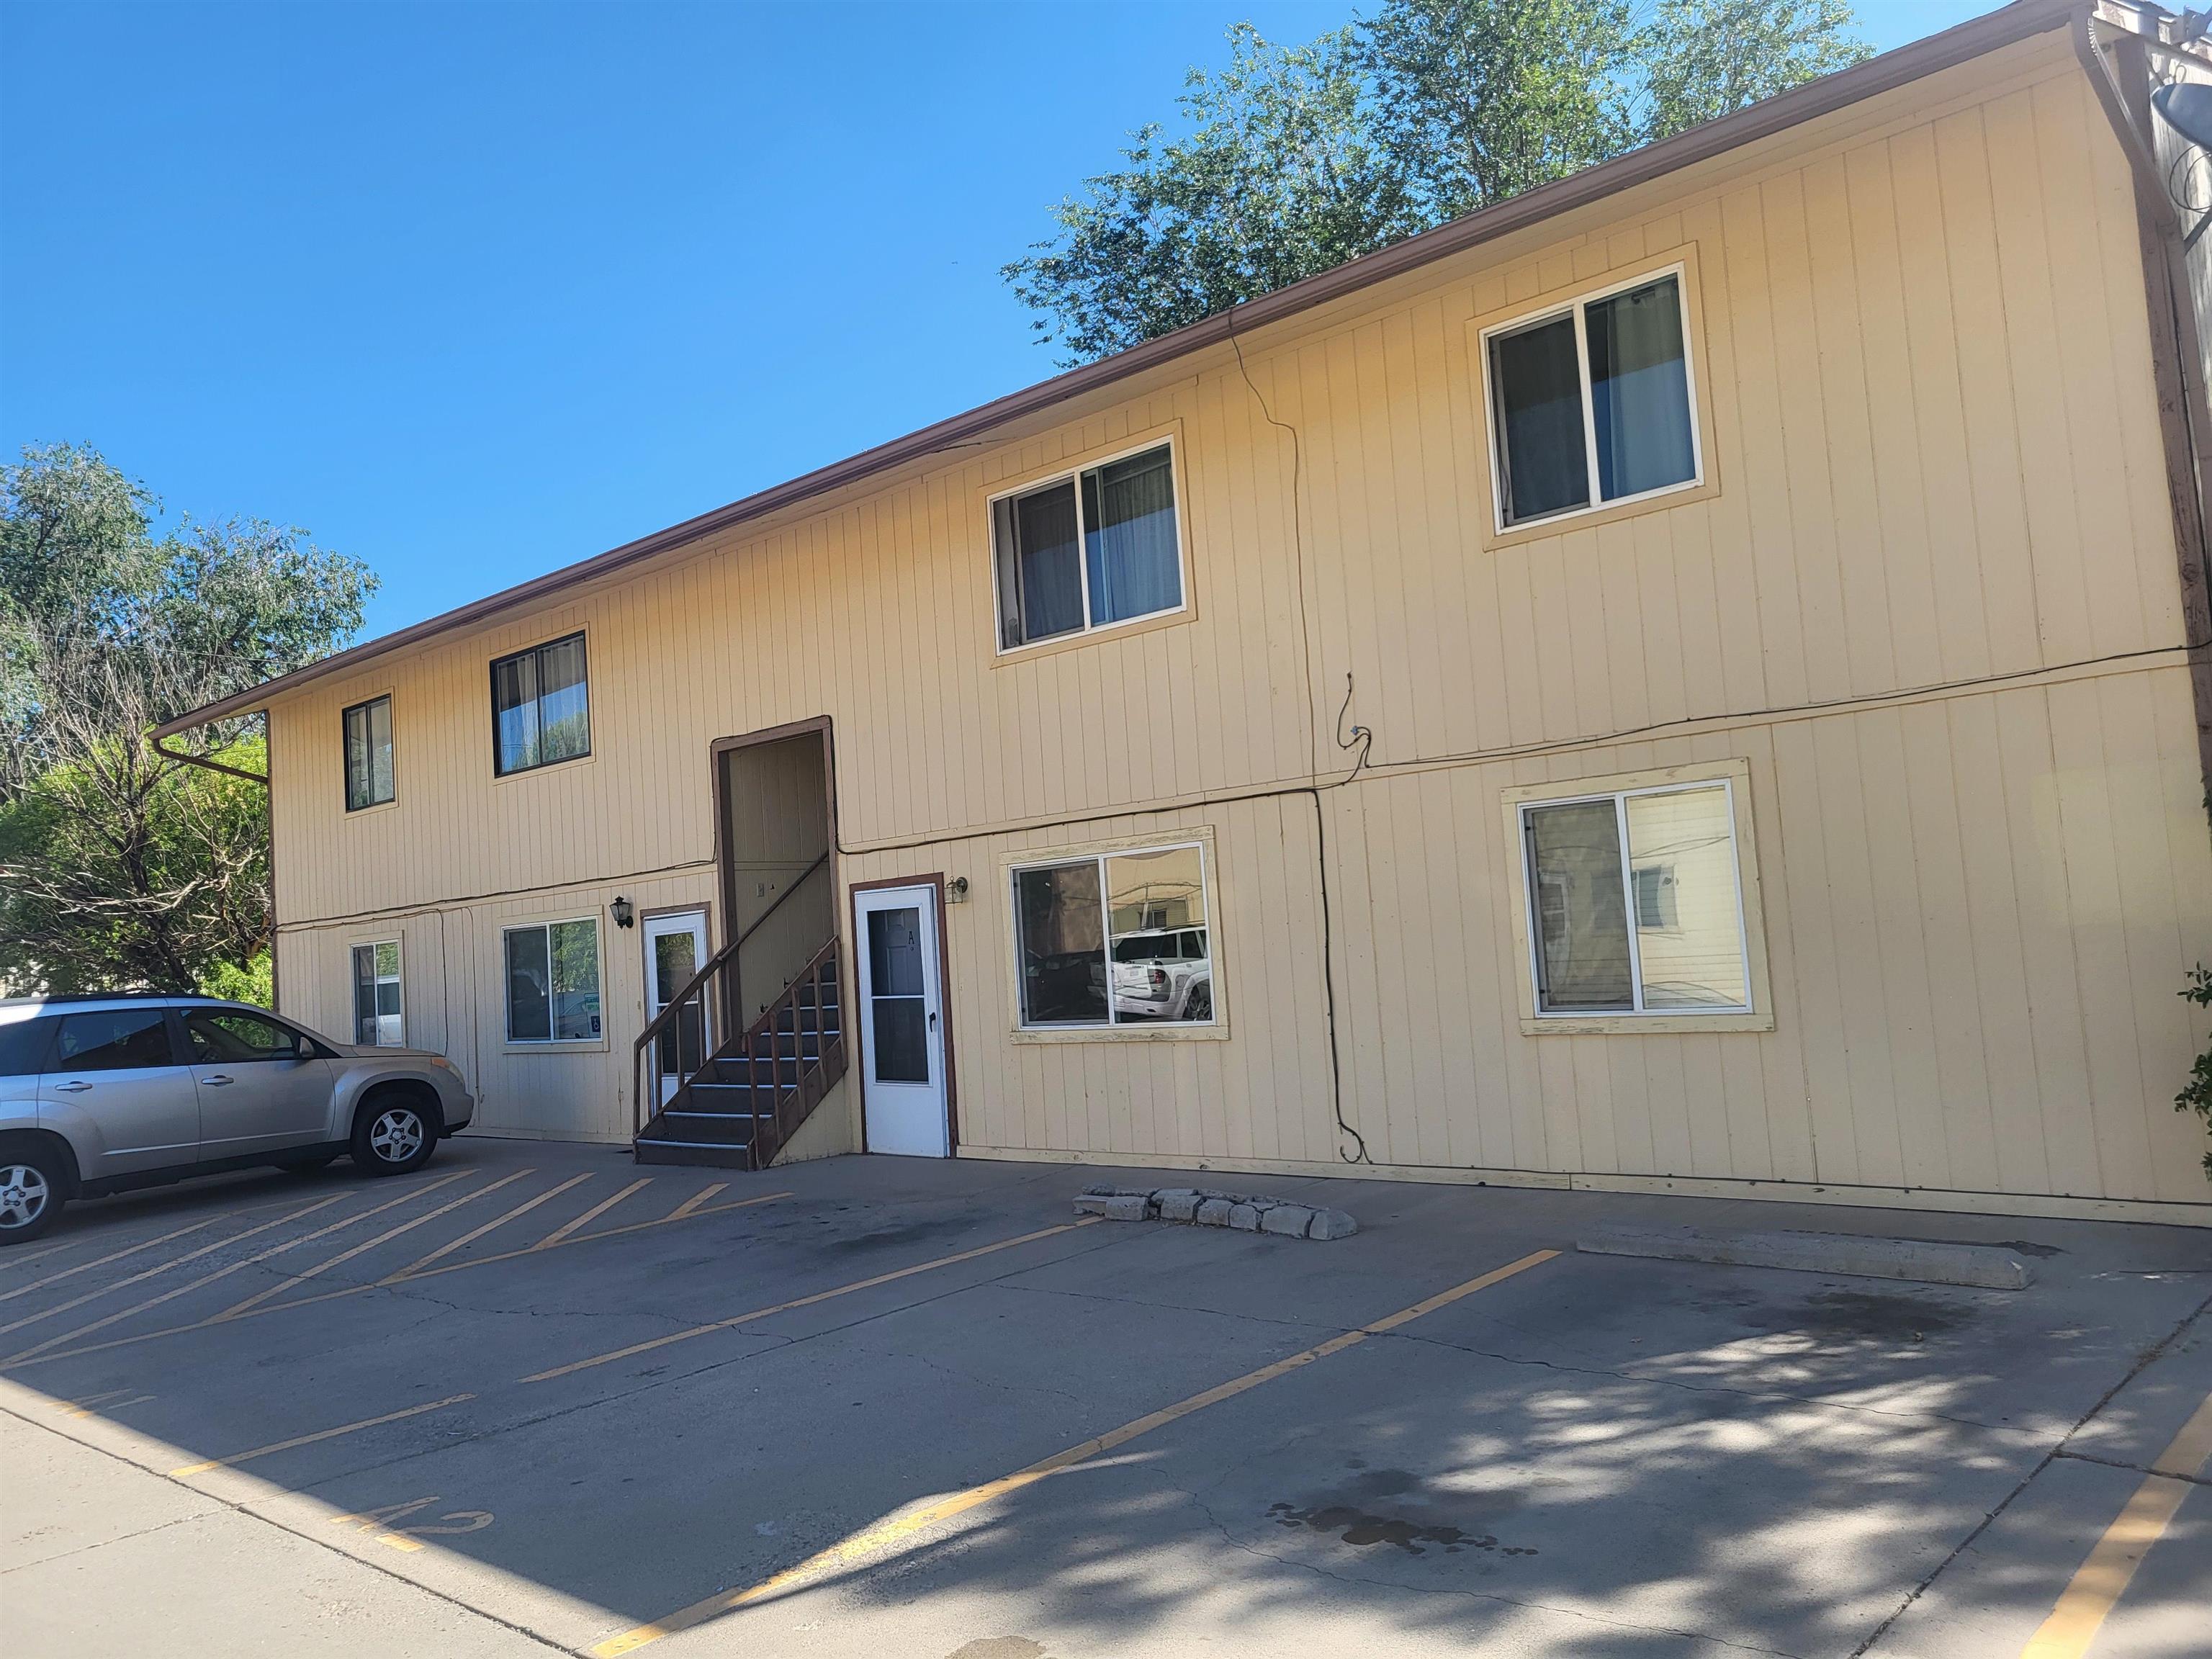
[{"left": 610, "top": 896, "right": 634, "bottom": 929}]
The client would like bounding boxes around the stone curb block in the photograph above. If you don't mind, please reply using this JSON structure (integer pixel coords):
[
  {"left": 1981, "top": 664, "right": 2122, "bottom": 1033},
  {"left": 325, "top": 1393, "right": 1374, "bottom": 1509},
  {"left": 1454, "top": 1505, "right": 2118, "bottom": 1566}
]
[
  {"left": 1575, "top": 1226, "right": 2033, "bottom": 1290},
  {"left": 1073, "top": 1187, "right": 1358, "bottom": 1241}
]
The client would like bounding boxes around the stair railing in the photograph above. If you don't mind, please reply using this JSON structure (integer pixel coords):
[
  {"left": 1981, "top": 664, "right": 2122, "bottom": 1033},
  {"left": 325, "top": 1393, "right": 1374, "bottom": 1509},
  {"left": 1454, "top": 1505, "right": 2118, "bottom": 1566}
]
[
  {"left": 633, "top": 852, "right": 830, "bottom": 1136},
  {"left": 739, "top": 935, "right": 846, "bottom": 1165}
]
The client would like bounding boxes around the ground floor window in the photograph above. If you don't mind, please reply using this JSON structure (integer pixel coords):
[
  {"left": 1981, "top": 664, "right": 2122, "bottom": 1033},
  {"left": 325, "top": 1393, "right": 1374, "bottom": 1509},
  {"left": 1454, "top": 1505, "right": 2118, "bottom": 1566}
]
[
  {"left": 1012, "top": 840, "right": 1213, "bottom": 1028},
  {"left": 1517, "top": 776, "right": 1751, "bottom": 1017},
  {"left": 503, "top": 917, "right": 601, "bottom": 1043},
  {"left": 352, "top": 940, "right": 403, "bottom": 1046}
]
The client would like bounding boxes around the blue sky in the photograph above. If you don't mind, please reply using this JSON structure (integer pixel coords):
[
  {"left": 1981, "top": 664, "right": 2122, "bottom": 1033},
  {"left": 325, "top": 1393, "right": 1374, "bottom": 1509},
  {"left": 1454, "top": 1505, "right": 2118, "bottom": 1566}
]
[{"left": 4, "top": 0, "right": 1988, "bottom": 637}]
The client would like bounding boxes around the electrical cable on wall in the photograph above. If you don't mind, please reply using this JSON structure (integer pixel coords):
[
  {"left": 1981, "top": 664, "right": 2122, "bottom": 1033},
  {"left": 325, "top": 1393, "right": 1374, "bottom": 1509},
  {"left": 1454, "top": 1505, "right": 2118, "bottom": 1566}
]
[{"left": 1229, "top": 315, "right": 1375, "bottom": 1166}]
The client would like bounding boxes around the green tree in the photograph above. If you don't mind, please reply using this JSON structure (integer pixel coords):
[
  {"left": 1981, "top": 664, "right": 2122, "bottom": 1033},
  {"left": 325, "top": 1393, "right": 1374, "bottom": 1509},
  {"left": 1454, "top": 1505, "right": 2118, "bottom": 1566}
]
[
  {"left": 0, "top": 444, "right": 376, "bottom": 994},
  {"left": 1004, "top": 0, "right": 1872, "bottom": 361}
]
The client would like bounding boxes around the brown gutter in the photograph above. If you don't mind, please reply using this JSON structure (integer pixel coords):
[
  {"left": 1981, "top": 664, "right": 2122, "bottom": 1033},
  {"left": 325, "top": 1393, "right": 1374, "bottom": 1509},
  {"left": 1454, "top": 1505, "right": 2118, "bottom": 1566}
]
[
  {"left": 151, "top": 0, "right": 2081, "bottom": 741},
  {"left": 142, "top": 727, "right": 280, "bottom": 1003},
  {"left": 144, "top": 730, "right": 269, "bottom": 785},
  {"left": 2074, "top": 4, "right": 2212, "bottom": 792}
]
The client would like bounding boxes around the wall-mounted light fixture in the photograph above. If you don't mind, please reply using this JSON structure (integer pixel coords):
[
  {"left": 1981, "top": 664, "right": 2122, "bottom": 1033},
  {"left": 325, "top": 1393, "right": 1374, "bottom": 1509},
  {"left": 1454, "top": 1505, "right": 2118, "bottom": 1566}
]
[
  {"left": 610, "top": 896, "right": 635, "bottom": 929},
  {"left": 945, "top": 876, "right": 970, "bottom": 904}
]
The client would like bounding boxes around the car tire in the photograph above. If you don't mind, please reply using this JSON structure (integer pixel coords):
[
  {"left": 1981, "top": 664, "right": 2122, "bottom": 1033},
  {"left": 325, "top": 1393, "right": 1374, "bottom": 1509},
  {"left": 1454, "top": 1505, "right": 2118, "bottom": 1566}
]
[
  {"left": 0, "top": 1142, "right": 68, "bottom": 1245},
  {"left": 350, "top": 1092, "right": 439, "bottom": 1177},
  {"left": 1184, "top": 981, "right": 1213, "bottom": 1021}
]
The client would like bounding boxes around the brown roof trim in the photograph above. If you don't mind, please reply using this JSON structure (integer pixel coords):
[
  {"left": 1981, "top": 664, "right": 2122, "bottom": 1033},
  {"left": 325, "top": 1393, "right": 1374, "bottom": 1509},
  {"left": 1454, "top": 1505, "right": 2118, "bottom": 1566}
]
[{"left": 154, "top": 0, "right": 2080, "bottom": 739}]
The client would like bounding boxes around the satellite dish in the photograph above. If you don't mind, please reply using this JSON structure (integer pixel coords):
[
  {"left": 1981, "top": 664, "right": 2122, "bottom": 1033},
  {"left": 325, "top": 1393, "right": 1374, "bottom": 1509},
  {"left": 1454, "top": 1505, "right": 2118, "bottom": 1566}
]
[{"left": 2153, "top": 81, "right": 2212, "bottom": 151}]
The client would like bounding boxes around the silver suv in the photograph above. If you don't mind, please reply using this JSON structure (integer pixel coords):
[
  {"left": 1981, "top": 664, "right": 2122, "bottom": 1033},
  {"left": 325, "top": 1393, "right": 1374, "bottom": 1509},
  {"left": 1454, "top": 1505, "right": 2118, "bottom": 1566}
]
[{"left": 0, "top": 994, "right": 475, "bottom": 1244}]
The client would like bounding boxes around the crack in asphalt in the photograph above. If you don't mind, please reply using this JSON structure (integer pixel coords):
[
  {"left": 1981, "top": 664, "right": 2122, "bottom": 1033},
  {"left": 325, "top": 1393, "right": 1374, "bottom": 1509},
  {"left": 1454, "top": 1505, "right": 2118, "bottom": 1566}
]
[
  {"left": 2051, "top": 1447, "right": 2212, "bottom": 1489},
  {"left": 1845, "top": 1290, "right": 2212, "bottom": 1659}
]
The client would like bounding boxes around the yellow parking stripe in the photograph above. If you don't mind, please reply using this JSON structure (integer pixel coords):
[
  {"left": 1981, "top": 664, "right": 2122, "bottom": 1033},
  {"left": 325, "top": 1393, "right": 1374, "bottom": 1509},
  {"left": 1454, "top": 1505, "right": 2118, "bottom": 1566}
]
[
  {"left": 0, "top": 1218, "right": 226, "bottom": 1304},
  {"left": 214, "top": 1172, "right": 532, "bottom": 1321},
  {"left": 523, "top": 1217, "right": 1105, "bottom": 1385},
  {"left": 1, "top": 1174, "right": 465, "bottom": 1366},
  {"left": 2020, "top": 1387, "right": 2212, "bottom": 1659},
  {"left": 2, "top": 1190, "right": 793, "bottom": 1370},
  {"left": 0, "top": 1193, "right": 352, "bottom": 1338},
  {"left": 383, "top": 1173, "right": 585, "bottom": 1280},
  {"left": 531, "top": 1179, "right": 652, "bottom": 1250},
  {"left": 170, "top": 1393, "right": 475, "bottom": 1478},
  {"left": 590, "top": 1248, "right": 1561, "bottom": 1655},
  {"left": 667, "top": 1182, "right": 728, "bottom": 1220}
]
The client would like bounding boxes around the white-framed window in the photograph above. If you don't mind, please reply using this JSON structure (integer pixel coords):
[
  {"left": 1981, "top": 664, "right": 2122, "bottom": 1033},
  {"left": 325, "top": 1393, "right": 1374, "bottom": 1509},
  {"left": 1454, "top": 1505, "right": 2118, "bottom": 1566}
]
[
  {"left": 351, "top": 940, "right": 403, "bottom": 1046},
  {"left": 503, "top": 917, "right": 602, "bottom": 1043},
  {"left": 1518, "top": 777, "right": 1750, "bottom": 1017},
  {"left": 1011, "top": 840, "right": 1214, "bottom": 1028},
  {"left": 343, "top": 694, "right": 395, "bottom": 811},
  {"left": 490, "top": 632, "right": 590, "bottom": 776},
  {"left": 1483, "top": 266, "right": 1700, "bottom": 530},
  {"left": 990, "top": 440, "right": 1185, "bottom": 652}
]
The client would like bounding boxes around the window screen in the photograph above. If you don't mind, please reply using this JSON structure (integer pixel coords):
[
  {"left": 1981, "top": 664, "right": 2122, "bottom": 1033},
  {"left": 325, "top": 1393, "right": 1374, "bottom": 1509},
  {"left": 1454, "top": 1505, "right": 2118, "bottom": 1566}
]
[
  {"left": 491, "top": 634, "right": 591, "bottom": 775},
  {"left": 1523, "top": 783, "right": 1748, "bottom": 1016},
  {"left": 993, "top": 444, "right": 1183, "bottom": 649},
  {"left": 343, "top": 695, "right": 395, "bottom": 810},
  {"left": 504, "top": 920, "right": 600, "bottom": 1042},
  {"left": 1012, "top": 841, "right": 1215, "bottom": 1028},
  {"left": 353, "top": 941, "right": 403, "bottom": 1046},
  {"left": 1488, "top": 272, "right": 1697, "bottom": 528}
]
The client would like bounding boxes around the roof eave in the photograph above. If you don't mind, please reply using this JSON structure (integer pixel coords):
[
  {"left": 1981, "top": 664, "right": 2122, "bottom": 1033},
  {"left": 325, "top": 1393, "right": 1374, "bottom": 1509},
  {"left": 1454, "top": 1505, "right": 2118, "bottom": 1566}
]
[{"left": 152, "top": 0, "right": 2083, "bottom": 741}]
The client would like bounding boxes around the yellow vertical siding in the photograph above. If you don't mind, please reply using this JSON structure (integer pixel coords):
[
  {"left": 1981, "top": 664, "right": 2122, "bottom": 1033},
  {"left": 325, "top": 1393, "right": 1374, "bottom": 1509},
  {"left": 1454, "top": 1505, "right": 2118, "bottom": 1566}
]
[{"left": 261, "top": 46, "right": 2212, "bottom": 1213}]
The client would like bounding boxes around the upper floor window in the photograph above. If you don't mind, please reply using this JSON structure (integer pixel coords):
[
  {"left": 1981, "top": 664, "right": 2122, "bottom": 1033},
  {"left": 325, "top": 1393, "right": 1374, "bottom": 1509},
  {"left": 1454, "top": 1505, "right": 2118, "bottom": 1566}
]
[
  {"left": 1485, "top": 269, "right": 1699, "bottom": 529},
  {"left": 343, "top": 695, "right": 394, "bottom": 811},
  {"left": 991, "top": 442, "right": 1184, "bottom": 652},
  {"left": 491, "top": 633, "right": 590, "bottom": 776}
]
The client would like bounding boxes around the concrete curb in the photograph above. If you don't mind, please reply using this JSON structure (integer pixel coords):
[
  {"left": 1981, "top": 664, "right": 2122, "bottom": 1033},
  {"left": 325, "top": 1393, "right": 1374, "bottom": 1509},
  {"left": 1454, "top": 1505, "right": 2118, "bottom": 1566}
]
[
  {"left": 1576, "top": 1226, "right": 2033, "bottom": 1290},
  {"left": 1076, "top": 1185, "right": 1357, "bottom": 1241}
]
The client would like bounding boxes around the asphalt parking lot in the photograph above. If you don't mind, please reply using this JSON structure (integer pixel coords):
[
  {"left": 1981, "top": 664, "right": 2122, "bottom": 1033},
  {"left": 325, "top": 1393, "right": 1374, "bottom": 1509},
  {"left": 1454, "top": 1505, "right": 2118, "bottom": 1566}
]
[{"left": 1, "top": 1136, "right": 2206, "bottom": 1659}]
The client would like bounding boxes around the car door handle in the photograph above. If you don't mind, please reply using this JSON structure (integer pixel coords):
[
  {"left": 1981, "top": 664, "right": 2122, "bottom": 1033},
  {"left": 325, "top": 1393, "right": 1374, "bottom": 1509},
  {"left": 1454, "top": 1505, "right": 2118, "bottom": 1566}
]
[
  {"left": 199, "top": 1074, "right": 235, "bottom": 1087},
  {"left": 52, "top": 1081, "right": 91, "bottom": 1093}
]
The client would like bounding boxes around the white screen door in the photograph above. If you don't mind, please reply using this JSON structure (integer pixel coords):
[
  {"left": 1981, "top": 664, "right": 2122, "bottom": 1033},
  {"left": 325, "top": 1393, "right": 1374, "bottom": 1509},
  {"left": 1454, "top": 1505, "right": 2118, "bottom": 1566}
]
[
  {"left": 853, "top": 885, "right": 948, "bottom": 1156},
  {"left": 642, "top": 909, "right": 709, "bottom": 1106}
]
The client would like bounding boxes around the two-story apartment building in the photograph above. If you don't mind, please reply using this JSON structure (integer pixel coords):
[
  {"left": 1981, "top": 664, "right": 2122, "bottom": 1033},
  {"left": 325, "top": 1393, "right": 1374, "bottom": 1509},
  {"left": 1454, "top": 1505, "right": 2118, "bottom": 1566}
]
[{"left": 158, "top": 0, "right": 2212, "bottom": 1224}]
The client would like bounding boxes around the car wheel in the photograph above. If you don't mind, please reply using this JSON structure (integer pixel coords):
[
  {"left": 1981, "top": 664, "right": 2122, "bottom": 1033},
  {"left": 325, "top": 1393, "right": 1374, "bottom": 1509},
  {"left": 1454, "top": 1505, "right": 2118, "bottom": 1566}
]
[
  {"left": 0, "top": 1148, "right": 66, "bottom": 1245},
  {"left": 1184, "top": 981, "right": 1213, "bottom": 1021},
  {"left": 351, "top": 1094, "right": 437, "bottom": 1176}
]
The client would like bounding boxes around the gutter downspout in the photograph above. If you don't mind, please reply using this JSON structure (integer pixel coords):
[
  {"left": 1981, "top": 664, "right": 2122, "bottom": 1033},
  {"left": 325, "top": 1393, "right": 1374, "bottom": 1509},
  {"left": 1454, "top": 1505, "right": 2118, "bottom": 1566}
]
[
  {"left": 144, "top": 722, "right": 279, "bottom": 1005},
  {"left": 2074, "top": 5, "right": 2212, "bottom": 799}
]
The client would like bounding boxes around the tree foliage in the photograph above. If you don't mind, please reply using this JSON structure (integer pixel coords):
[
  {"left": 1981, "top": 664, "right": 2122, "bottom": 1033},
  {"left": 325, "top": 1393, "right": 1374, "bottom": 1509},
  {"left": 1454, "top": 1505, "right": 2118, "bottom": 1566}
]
[
  {"left": 0, "top": 444, "right": 376, "bottom": 994},
  {"left": 1004, "top": 0, "right": 1871, "bottom": 361},
  {"left": 2181, "top": 965, "right": 2212, "bottom": 1178}
]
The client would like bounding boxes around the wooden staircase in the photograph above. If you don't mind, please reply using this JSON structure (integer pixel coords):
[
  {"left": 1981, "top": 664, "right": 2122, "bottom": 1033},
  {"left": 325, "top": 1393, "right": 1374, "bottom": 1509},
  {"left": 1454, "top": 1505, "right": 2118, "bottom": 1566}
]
[{"left": 634, "top": 935, "right": 845, "bottom": 1171}]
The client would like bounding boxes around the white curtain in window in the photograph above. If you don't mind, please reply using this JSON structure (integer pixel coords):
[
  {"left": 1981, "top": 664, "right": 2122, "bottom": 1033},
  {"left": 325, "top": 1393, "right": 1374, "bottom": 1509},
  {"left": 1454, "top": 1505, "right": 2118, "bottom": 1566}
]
[
  {"left": 1083, "top": 449, "right": 1179, "bottom": 626},
  {"left": 1586, "top": 277, "right": 1694, "bottom": 502}
]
